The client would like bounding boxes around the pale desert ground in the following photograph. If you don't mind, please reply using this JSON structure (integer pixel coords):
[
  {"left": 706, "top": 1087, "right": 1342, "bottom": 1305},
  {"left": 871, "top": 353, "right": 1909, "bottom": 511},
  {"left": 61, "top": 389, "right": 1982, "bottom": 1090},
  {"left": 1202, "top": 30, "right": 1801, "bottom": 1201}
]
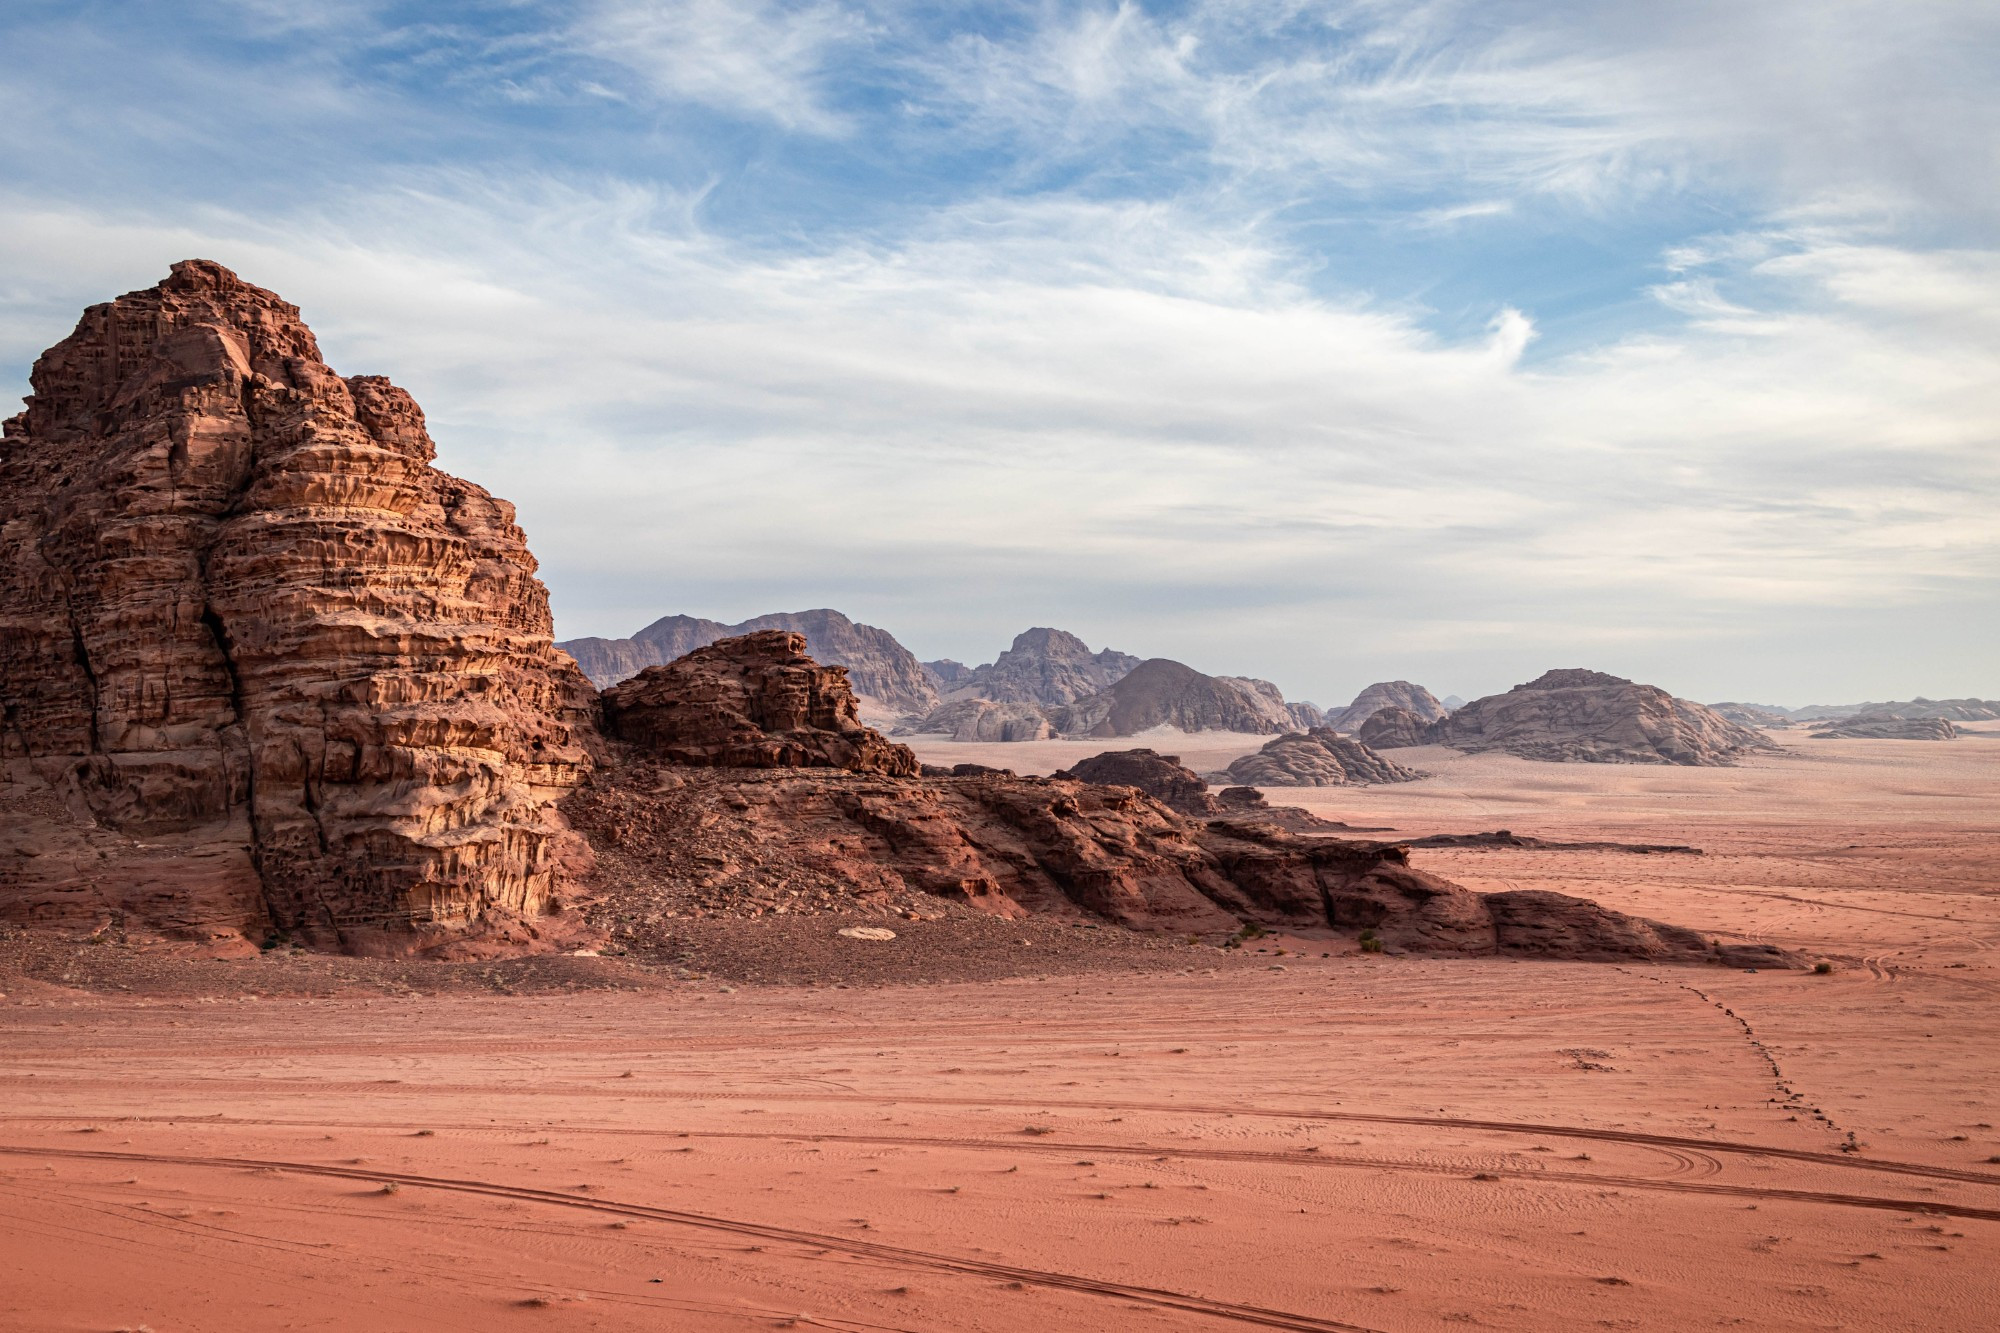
[{"left": 3, "top": 727, "right": 1996, "bottom": 1331}]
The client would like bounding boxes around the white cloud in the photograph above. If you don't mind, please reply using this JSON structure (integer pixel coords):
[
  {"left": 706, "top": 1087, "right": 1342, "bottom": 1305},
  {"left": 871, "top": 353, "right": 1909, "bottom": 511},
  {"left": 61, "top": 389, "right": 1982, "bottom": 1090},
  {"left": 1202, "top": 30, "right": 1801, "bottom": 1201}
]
[
  {"left": 573, "top": 0, "right": 870, "bottom": 133},
  {"left": 5, "top": 172, "right": 1991, "bottom": 703}
]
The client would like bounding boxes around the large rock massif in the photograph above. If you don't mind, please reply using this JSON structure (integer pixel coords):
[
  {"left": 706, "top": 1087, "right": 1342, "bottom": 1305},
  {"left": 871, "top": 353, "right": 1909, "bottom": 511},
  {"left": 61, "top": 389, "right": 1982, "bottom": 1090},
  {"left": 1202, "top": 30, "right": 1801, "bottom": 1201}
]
[
  {"left": 1357, "top": 706, "right": 1434, "bottom": 749},
  {"left": 1428, "top": 670, "right": 1775, "bottom": 766},
  {"left": 906, "top": 655, "right": 1318, "bottom": 740},
  {"left": 1223, "top": 729, "right": 1427, "bottom": 787},
  {"left": 561, "top": 608, "right": 938, "bottom": 716},
  {"left": 0, "top": 262, "right": 593, "bottom": 952},
  {"left": 568, "top": 638, "right": 1793, "bottom": 966},
  {"left": 1809, "top": 713, "right": 1959, "bottom": 741},
  {"left": 903, "top": 630, "right": 1320, "bottom": 739},
  {"left": 1322, "top": 680, "right": 1450, "bottom": 733},
  {"left": 934, "top": 627, "right": 1140, "bottom": 707}
]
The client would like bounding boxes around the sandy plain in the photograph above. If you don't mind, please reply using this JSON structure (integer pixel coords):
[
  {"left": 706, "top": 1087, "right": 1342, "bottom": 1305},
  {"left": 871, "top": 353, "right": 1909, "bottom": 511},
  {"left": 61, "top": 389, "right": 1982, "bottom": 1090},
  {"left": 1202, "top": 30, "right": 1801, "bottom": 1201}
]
[{"left": 3, "top": 726, "right": 1997, "bottom": 1331}]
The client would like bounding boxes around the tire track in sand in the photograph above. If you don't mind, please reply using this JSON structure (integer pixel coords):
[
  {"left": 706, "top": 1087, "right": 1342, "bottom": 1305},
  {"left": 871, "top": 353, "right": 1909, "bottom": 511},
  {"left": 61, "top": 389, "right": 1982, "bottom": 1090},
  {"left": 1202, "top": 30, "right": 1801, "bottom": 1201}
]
[{"left": 0, "top": 1145, "right": 1382, "bottom": 1333}]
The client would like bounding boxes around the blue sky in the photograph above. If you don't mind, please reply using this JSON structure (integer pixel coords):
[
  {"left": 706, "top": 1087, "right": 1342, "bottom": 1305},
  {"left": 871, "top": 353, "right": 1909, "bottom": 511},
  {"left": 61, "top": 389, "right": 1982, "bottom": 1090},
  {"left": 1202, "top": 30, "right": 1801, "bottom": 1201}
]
[{"left": 2, "top": 1, "right": 1996, "bottom": 706}]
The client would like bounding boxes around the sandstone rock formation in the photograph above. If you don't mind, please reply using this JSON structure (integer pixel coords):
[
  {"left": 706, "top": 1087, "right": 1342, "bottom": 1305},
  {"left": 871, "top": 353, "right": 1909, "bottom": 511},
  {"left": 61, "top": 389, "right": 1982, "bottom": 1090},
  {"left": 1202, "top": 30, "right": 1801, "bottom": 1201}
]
[
  {"left": 1357, "top": 706, "right": 1432, "bottom": 749},
  {"left": 944, "top": 627, "right": 1141, "bottom": 707},
  {"left": 922, "top": 658, "right": 974, "bottom": 688},
  {"left": 0, "top": 261, "right": 593, "bottom": 952},
  {"left": 1222, "top": 729, "right": 1427, "bottom": 787},
  {"left": 898, "top": 698, "right": 1058, "bottom": 742},
  {"left": 1054, "top": 658, "right": 1301, "bottom": 737},
  {"left": 904, "top": 631, "right": 1319, "bottom": 738},
  {"left": 571, "top": 641, "right": 1789, "bottom": 965},
  {"left": 1808, "top": 713, "right": 1958, "bottom": 741},
  {"left": 1057, "top": 748, "right": 1219, "bottom": 816},
  {"left": 902, "top": 656, "right": 1308, "bottom": 740},
  {"left": 1707, "top": 702, "right": 1796, "bottom": 728},
  {"left": 1323, "top": 680, "right": 1449, "bottom": 733},
  {"left": 599, "top": 631, "right": 919, "bottom": 774},
  {"left": 561, "top": 608, "right": 938, "bottom": 715},
  {"left": 1429, "top": 670, "right": 1774, "bottom": 766}
]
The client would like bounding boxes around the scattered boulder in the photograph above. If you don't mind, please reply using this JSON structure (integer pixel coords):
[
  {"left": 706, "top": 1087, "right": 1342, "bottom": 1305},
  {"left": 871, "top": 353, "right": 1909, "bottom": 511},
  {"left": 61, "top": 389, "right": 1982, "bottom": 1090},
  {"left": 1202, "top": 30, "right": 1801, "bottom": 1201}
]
[
  {"left": 1430, "top": 669, "right": 1775, "bottom": 766},
  {"left": 1324, "top": 681, "right": 1450, "bottom": 733},
  {"left": 0, "top": 261, "right": 594, "bottom": 953},
  {"left": 600, "top": 631, "right": 919, "bottom": 776},
  {"left": 1808, "top": 713, "right": 1958, "bottom": 740},
  {"left": 1058, "top": 749, "right": 1218, "bottom": 816},
  {"left": 1223, "top": 730, "right": 1427, "bottom": 787}
]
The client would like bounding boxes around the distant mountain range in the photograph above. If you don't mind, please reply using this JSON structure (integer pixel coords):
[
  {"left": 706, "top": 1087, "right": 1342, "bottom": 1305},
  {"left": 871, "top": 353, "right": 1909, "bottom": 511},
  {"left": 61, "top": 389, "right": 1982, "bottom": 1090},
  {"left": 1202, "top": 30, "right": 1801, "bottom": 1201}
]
[
  {"left": 1709, "top": 697, "right": 2000, "bottom": 725},
  {"left": 559, "top": 609, "right": 939, "bottom": 715},
  {"left": 562, "top": 616, "right": 1327, "bottom": 739}
]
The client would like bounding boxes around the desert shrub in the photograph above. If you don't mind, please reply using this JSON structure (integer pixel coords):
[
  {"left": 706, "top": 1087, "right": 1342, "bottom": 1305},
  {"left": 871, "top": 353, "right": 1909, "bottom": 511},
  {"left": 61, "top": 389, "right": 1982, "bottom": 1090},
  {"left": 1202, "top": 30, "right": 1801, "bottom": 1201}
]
[{"left": 1814, "top": 961, "right": 1834, "bottom": 975}]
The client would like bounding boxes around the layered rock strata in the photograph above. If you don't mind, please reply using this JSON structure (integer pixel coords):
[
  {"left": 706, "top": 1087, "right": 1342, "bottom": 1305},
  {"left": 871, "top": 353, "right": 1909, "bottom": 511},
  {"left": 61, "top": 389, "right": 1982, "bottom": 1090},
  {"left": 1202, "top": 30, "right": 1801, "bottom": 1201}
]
[
  {"left": 1223, "top": 729, "right": 1427, "bottom": 787},
  {"left": 1430, "top": 669, "right": 1774, "bottom": 766},
  {"left": 0, "top": 261, "right": 592, "bottom": 951}
]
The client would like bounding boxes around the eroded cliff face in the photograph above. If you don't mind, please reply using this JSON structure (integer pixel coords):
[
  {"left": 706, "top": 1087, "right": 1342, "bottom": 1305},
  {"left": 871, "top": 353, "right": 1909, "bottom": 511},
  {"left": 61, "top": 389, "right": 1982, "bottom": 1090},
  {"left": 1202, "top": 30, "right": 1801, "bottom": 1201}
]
[{"left": 0, "top": 260, "right": 593, "bottom": 952}]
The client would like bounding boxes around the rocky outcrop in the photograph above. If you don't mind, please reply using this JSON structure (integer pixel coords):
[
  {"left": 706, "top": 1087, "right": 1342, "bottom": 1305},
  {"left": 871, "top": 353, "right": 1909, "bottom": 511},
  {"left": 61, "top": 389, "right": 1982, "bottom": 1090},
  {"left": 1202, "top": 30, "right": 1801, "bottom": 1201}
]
[
  {"left": 1222, "top": 729, "right": 1427, "bottom": 786},
  {"left": 1055, "top": 658, "right": 1299, "bottom": 737},
  {"left": 600, "top": 631, "right": 919, "bottom": 774},
  {"left": 1220, "top": 676, "right": 1324, "bottom": 731},
  {"left": 897, "top": 698, "right": 1058, "bottom": 742},
  {"left": 901, "top": 656, "right": 1311, "bottom": 740},
  {"left": 0, "top": 261, "right": 593, "bottom": 952},
  {"left": 1323, "top": 680, "right": 1449, "bottom": 733},
  {"left": 1430, "top": 669, "right": 1774, "bottom": 766},
  {"left": 1357, "top": 706, "right": 1432, "bottom": 749},
  {"left": 569, "top": 638, "right": 1793, "bottom": 964},
  {"left": 922, "top": 658, "right": 974, "bottom": 688},
  {"left": 1808, "top": 713, "right": 1958, "bottom": 740},
  {"left": 1057, "top": 748, "right": 1218, "bottom": 816},
  {"left": 945, "top": 627, "right": 1141, "bottom": 707},
  {"left": 562, "top": 608, "right": 939, "bottom": 715},
  {"left": 1322, "top": 873, "right": 1790, "bottom": 965}
]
